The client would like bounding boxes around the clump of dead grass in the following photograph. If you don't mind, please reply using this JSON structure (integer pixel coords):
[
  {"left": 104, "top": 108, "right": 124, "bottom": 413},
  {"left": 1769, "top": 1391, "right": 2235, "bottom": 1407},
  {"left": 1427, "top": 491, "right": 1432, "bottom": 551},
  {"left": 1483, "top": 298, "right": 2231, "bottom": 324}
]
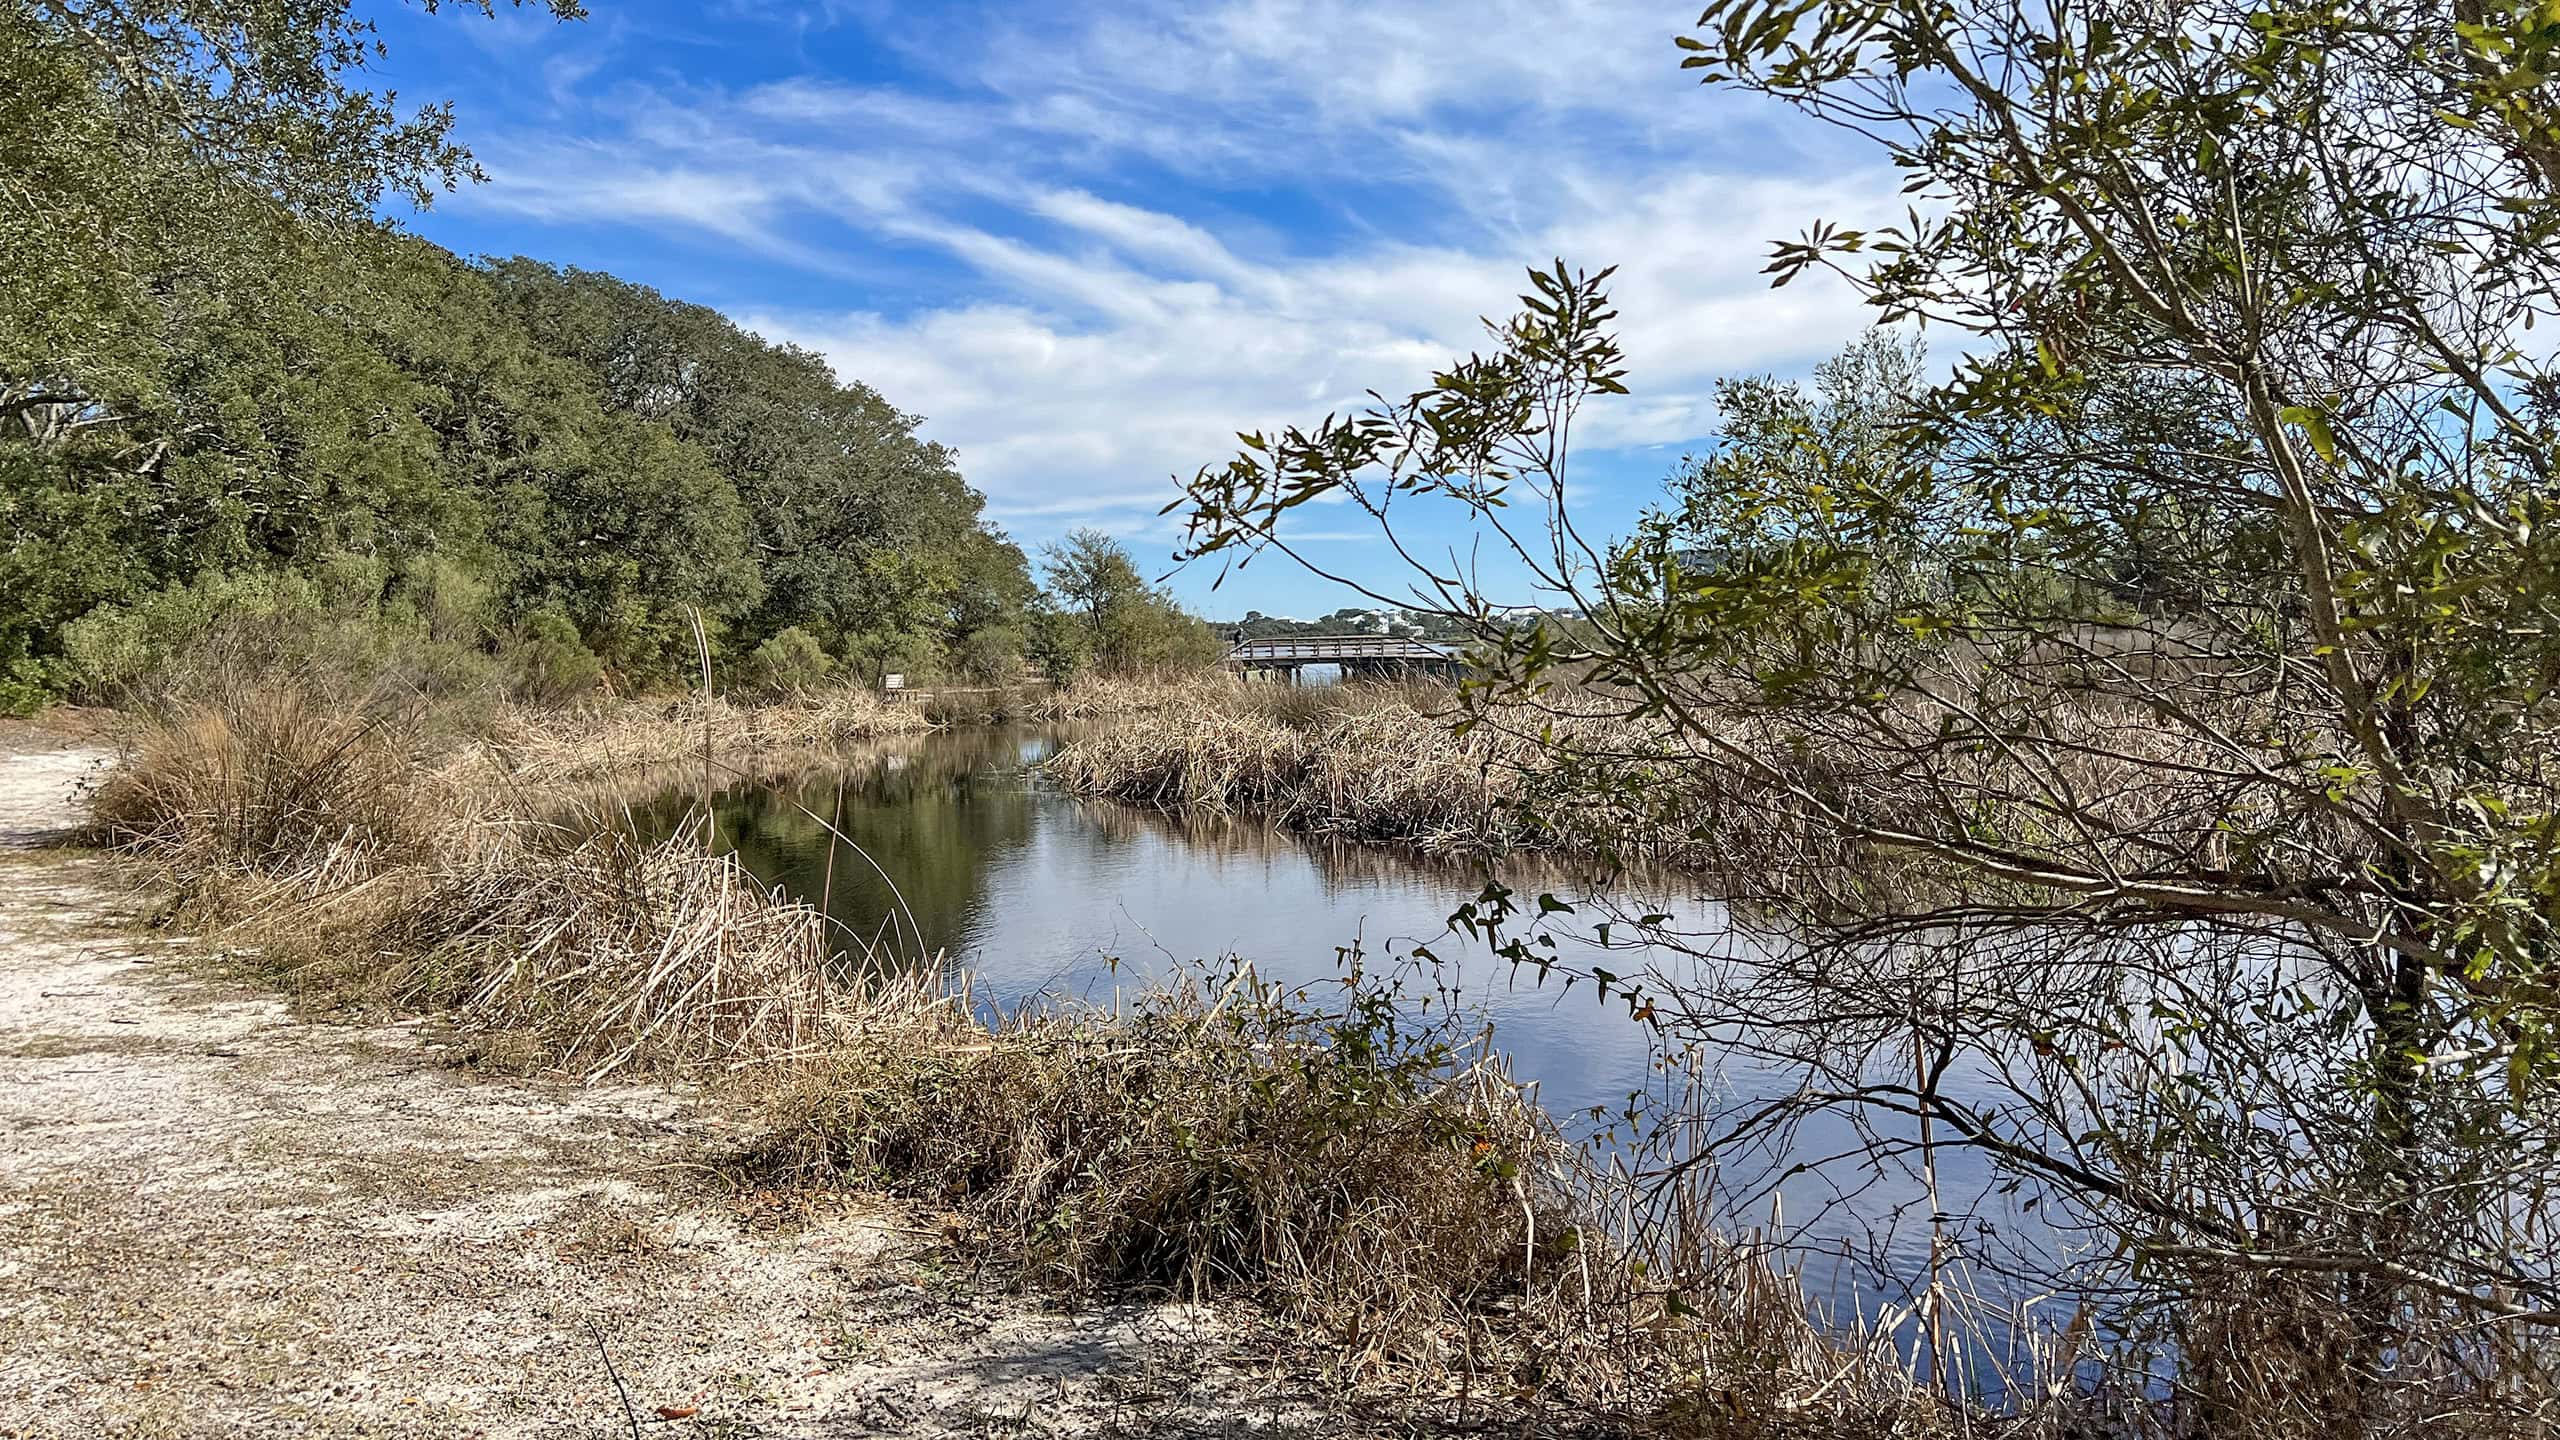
[
  {"left": 752, "top": 965, "right": 1559, "bottom": 1333},
  {"left": 86, "top": 684, "right": 447, "bottom": 887},
  {"left": 380, "top": 817, "right": 841, "bottom": 1076}
]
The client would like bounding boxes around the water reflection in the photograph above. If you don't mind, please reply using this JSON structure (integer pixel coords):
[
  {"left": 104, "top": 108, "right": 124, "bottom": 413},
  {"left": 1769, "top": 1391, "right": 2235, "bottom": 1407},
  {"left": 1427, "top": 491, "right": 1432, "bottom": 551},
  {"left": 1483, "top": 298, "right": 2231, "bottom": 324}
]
[
  {"left": 627, "top": 725, "right": 2056, "bottom": 1387},
  {"left": 628, "top": 726, "right": 1670, "bottom": 1121}
]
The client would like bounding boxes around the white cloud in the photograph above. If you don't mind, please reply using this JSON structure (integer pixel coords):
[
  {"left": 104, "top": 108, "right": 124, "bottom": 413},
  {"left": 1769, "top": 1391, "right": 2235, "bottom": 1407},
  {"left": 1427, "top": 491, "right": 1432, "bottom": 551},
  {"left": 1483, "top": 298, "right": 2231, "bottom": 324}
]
[
  {"left": 743, "top": 167, "right": 1881, "bottom": 540},
  {"left": 438, "top": 0, "right": 1901, "bottom": 566}
]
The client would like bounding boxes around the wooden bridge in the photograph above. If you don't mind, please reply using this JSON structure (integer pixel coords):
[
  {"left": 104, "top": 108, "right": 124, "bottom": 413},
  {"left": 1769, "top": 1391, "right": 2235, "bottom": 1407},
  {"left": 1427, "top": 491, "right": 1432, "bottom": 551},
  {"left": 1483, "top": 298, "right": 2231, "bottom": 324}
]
[{"left": 1222, "top": 634, "right": 1462, "bottom": 682}]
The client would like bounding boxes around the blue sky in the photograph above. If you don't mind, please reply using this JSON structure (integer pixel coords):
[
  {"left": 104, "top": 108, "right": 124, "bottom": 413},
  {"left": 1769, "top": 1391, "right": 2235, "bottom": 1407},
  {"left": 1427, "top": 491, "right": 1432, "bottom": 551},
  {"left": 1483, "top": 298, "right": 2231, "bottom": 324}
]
[{"left": 368, "top": 0, "right": 1893, "bottom": 618}]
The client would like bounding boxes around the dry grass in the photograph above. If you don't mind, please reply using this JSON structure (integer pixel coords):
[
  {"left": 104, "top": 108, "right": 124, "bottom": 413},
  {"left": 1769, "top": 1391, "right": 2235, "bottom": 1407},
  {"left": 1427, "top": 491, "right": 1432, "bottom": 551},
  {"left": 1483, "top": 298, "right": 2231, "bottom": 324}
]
[
  {"left": 1044, "top": 675, "right": 1543, "bottom": 855},
  {"left": 478, "top": 687, "right": 939, "bottom": 787},
  {"left": 381, "top": 817, "right": 843, "bottom": 1077},
  {"left": 751, "top": 966, "right": 1566, "bottom": 1341},
  {"left": 87, "top": 690, "right": 847, "bottom": 1078},
  {"left": 1039, "top": 672, "right": 2310, "bottom": 906},
  {"left": 72, "top": 676, "right": 1963, "bottom": 1432},
  {"left": 87, "top": 685, "right": 450, "bottom": 887}
]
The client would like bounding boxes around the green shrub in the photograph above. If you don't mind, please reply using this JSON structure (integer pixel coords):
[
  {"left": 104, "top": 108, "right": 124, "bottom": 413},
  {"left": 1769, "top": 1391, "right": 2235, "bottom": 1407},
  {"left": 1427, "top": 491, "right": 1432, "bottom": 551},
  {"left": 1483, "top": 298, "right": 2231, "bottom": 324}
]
[
  {"left": 385, "top": 555, "right": 495, "bottom": 647},
  {"left": 745, "top": 626, "right": 835, "bottom": 694},
  {"left": 949, "top": 624, "right": 1024, "bottom": 685},
  {"left": 1024, "top": 608, "right": 1090, "bottom": 684},
  {"left": 58, "top": 561, "right": 529, "bottom": 710},
  {"left": 502, "top": 606, "right": 605, "bottom": 706},
  {"left": 60, "top": 570, "right": 331, "bottom": 700},
  {"left": 0, "top": 658, "right": 59, "bottom": 716}
]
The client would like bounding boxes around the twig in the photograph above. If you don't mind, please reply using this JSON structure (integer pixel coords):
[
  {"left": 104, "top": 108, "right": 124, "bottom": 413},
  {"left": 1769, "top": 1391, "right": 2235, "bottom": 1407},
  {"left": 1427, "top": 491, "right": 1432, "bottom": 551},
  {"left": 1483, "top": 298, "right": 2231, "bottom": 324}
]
[{"left": 587, "top": 1317, "right": 643, "bottom": 1440}]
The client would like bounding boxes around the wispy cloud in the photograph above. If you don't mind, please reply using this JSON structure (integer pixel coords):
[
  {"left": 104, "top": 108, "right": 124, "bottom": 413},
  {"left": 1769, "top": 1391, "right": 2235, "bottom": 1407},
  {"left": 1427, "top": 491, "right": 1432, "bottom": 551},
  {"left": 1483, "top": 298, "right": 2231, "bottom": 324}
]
[{"left": 418, "top": 0, "right": 1897, "bottom": 606}]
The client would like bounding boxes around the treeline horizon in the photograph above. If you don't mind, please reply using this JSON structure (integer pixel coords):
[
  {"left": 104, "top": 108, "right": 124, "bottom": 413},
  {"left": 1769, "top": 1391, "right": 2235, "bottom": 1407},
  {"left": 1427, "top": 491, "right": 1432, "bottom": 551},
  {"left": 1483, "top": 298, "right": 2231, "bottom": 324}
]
[
  {"left": 4, "top": 3, "right": 1219, "bottom": 712},
  {"left": 6, "top": 221, "right": 1231, "bottom": 710}
]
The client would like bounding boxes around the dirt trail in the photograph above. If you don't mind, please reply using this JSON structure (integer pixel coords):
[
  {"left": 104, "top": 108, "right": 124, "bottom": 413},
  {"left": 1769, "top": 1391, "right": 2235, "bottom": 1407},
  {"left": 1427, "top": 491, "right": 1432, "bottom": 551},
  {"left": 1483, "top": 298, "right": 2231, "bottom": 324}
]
[{"left": 0, "top": 747, "right": 1277, "bottom": 1438}]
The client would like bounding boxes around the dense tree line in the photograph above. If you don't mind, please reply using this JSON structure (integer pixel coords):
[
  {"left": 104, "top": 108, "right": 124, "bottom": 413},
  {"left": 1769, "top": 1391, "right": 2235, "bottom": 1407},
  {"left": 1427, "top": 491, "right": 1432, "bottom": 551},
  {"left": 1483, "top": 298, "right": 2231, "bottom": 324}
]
[
  {"left": 3, "top": 212, "right": 1036, "bottom": 701},
  {"left": 1, "top": 0, "right": 1207, "bottom": 710}
]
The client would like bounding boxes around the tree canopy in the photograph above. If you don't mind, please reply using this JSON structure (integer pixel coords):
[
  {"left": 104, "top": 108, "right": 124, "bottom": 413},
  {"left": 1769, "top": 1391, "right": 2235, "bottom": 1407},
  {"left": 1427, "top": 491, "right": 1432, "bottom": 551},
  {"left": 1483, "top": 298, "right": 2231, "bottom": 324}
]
[{"left": 0, "top": 0, "right": 1194, "bottom": 704}]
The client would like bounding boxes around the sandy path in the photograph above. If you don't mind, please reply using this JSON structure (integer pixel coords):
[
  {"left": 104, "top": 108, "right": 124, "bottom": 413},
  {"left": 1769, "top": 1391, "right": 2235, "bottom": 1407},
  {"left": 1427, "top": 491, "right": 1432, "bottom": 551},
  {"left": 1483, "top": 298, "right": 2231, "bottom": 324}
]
[{"left": 0, "top": 748, "right": 1272, "bottom": 1439}]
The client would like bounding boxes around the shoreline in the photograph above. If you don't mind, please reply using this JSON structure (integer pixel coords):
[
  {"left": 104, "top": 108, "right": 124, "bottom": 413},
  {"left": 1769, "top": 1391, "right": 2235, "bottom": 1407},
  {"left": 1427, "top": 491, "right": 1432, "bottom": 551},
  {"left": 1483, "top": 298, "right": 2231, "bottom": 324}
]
[
  {"left": 18, "top": 682, "right": 1963, "bottom": 1435},
  {"left": 1, "top": 744, "right": 1323, "bottom": 1437}
]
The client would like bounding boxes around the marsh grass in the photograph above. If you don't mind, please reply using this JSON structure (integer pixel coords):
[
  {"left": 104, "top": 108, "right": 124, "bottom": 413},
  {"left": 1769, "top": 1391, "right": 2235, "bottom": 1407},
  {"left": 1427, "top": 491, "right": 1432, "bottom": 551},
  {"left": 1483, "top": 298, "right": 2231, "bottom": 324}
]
[
  {"left": 1039, "top": 673, "right": 2309, "bottom": 912},
  {"left": 480, "top": 687, "right": 938, "bottom": 786},
  {"left": 749, "top": 965, "right": 1570, "bottom": 1337},
  {"left": 1044, "top": 676, "right": 1538, "bottom": 855},
  {"left": 87, "top": 684, "right": 447, "bottom": 886}
]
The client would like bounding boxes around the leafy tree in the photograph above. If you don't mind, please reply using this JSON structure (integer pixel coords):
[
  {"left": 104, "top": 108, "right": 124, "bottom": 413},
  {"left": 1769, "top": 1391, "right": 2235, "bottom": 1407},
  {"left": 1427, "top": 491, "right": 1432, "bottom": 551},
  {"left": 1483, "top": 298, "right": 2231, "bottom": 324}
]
[
  {"left": 744, "top": 626, "right": 836, "bottom": 695},
  {"left": 1041, "top": 528, "right": 1146, "bottom": 643},
  {"left": 501, "top": 604, "right": 603, "bottom": 705},
  {"left": 481, "top": 261, "right": 1026, "bottom": 666},
  {"left": 1177, "top": 0, "right": 2560, "bottom": 1410},
  {"left": 941, "top": 526, "right": 1036, "bottom": 682},
  {"left": 2, "top": 0, "right": 580, "bottom": 702},
  {"left": 3, "top": 0, "right": 582, "bottom": 479},
  {"left": 1040, "top": 528, "right": 1218, "bottom": 673},
  {"left": 1023, "top": 601, "right": 1092, "bottom": 684}
]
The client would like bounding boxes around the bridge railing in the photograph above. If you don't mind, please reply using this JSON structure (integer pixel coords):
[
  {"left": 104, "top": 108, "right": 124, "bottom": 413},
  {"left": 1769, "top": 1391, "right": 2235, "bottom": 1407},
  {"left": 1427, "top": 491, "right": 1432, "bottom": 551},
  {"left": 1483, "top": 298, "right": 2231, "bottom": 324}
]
[{"left": 1223, "top": 634, "right": 1454, "bottom": 664}]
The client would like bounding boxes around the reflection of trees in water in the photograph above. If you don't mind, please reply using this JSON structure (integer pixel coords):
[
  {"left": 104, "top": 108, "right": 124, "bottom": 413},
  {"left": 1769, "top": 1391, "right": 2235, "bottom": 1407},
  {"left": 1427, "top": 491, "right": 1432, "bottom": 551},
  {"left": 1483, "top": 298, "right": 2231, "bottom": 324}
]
[
  {"left": 636, "top": 723, "right": 1668, "bottom": 987},
  {"left": 676, "top": 728, "right": 1044, "bottom": 974}
]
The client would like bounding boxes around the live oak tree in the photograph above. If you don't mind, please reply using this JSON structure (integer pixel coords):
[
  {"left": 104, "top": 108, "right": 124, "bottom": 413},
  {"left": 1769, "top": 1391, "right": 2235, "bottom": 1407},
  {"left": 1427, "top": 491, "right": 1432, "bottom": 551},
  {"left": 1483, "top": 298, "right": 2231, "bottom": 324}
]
[
  {"left": 1177, "top": 0, "right": 2560, "bottom": 1423},
  {"left": 3, "top": 0, "right": 583, "bottom": 455},
  {"left": 3, "top": 0, "right": 1048, "bottom": 699},
  {"left": 3, "top": 0, "right": 583, "bottom": 696},
  {"left": 482, "top": 260, "right": 1030, "bottom": 673}
]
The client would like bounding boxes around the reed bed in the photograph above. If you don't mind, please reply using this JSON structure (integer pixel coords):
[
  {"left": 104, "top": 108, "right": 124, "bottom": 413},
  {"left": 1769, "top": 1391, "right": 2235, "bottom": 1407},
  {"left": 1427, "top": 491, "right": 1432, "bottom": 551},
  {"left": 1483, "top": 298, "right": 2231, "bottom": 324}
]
[
  {"left": 1047, "top": 700, "right": 1532, "bottom": 853},
  {"left": 481, "top": 686, "right": 939, "bottom": 787},
  {"left": 85, "top": 689, "right": 853, "bottom": 1076},
  {"left": 1040, "top": 672, "right": 2303, "bottom": 907},
  {"left": 1040, "top": 675, "right": 1695, "bottom": 865}
]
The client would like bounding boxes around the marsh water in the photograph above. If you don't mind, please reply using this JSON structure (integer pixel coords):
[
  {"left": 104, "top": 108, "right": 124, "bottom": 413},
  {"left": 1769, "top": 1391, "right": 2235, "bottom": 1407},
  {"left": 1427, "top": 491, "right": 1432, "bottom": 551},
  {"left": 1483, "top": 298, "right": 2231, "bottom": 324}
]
[{"left": 630, "top": 723, "right": 2063, "bottom": 1381}]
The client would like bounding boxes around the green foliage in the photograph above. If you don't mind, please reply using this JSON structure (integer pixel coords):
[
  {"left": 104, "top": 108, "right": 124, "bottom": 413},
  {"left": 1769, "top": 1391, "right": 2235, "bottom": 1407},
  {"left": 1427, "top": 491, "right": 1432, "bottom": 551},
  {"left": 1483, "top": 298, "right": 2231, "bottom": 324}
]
[
  {"left": 61, "top": 570, "right": 335, "bottom": 699},
  {"left": 501, "top": 606, "right": 603, "bottom": 706},
  {"left": 481, "top": 260, "right": 1034, "bottom": 670},
  {"left": 948, "top": 624, "right": 1025, "bottom": 686},
  {"left": 745, "top": 627, "right": 837, "bottom": 696},
  {"left": 1023, "top": 604, "right": 1092, "bottom": 684},
  {"left": 1, "top": 0, "right": 1052, "bottom": 705},
  {"left": 1, "top": 0, "right": 576, "bottom": 429},
  {"left": 0, "top": 659, "right": 56, "bottom": 717},
  {"left": 1039, "top": 528, "right": 1220, "bottom": 673},
  {"left": 54, "top": 562, "right": 518, "bottom": 707}
]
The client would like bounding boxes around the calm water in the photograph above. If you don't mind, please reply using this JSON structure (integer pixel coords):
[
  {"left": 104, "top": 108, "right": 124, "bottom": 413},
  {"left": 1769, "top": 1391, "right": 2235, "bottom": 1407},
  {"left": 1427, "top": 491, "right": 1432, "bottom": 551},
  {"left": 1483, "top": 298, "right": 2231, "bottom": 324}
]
[{"left": 630, "top": 724, "right": 2064, "bottom": 1381}]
